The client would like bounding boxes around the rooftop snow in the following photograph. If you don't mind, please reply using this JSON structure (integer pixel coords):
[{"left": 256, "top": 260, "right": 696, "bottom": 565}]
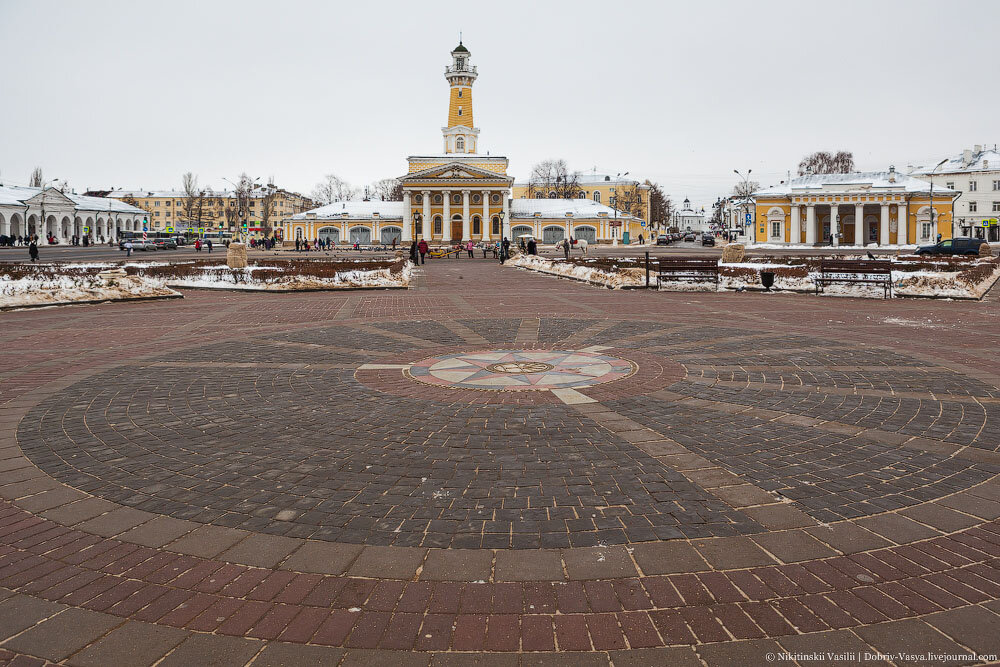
[
  {"left": 909, "top": 148, "right": 1000, "bottom": 175},
  {"left": 0, "top": 186, "right": 147, "bottom": 214},
  {"left": 292, "top": 198, "right": 641, "bottom": 221},
  {"left": 756, "top": 172, "right": 956, "bottom": 197}
]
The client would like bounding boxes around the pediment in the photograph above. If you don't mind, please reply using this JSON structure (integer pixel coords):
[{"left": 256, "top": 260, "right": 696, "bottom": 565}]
[
  {"left": 25, "top": 187, "right": 75, "bottom": 208},
  {"left": 402, "top": 161, "right": 509, "bottom": 182}
]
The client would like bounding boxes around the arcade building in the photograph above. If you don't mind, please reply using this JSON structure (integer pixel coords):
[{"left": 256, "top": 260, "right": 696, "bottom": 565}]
[{"left": 285, "top": 43, "right": 645, "bottom": 246}]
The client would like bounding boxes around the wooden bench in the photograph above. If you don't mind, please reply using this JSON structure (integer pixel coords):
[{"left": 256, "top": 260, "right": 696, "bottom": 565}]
[
  {"left": 815, "top": 259, "right": 892, "bottom": 298},
  {"left": 656, "top": 257, "right": 720, "bottom": 288}
]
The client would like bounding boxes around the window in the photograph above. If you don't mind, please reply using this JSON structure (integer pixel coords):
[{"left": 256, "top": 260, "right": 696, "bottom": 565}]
[
  {"left": 433, "top": 216, "right": 442, "bottom": 235},
  {"left": 993, "top": 202, "right": 1000, "bottom": 212},
  {"left": 472, "top": 193, "right": 481, "bottom": 204},
  {"left": 593, "top": 191, "right": 601, "bottom": 203},
  {"left": 415, "top": 194, "right": 422, "bottom": 204},
  {"left": 433, "top": 194, "right": 442, "bottom": 204},
  {"left": 969, "top": 180, "right": 978, "bottom": 192},
  {"left": 946, "top": 182, "right": 954, "bottom": 190},
  {"left": 491, "top": 194, "right": 500, "bottom": 203},
  {"left": 457, "top": 107, "right": 462, "bottom": 116},
  {"left": 472, "top": 215, "right": 481, "bottom": 235},
  {"left": 492, "top": 216, "right": 501, "bottom": 235},
  {"left": 969, "top": 201, "right": 978, "bottom": 212},
  {"left": 922, "top": 222, "right": 932, "bottom": 239},
  {"left": 458, "top": 89, "right": 463, "bottom": 98},
  {"left": 452, "top": 194, "right": 461, "bottom": 204},
  {"left": 994, "top": 180, "right": 1000, "bottom": 191},
  {"left": 456, "top": 136, "right": 465, "bottom": 152},
  {"left": 771, "top": 221, "right": 781, "bottom": 238},
  {"left": 155, "top": 201, "right": 160, "bottom": 206},
  {"left": 165, "top": 201, "right": 171, "bottom": 206}
]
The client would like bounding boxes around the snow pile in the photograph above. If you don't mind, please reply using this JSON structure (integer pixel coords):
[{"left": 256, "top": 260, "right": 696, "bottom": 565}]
[
  {"left": 0, "top": 272, "right": 178, "bottom": 309},
  {"left": 164, "top": 262, "right": 411, "bottom": 291},
  {"left": 509, "top": 255, "right": 645, "bottom": 289}
]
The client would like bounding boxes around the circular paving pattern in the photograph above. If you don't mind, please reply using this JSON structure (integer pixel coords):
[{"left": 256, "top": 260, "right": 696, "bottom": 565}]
[
  {"left": 407, "top": 349, "right": 635, "bottom": 391},
  {"left": 14, "top": 317, "right": 1000, "bottom": 550}
]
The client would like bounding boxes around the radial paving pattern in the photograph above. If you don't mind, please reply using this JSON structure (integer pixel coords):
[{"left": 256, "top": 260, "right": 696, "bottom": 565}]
[{"left": 2, "top": 260, "right": 1000, "bottom": 666}]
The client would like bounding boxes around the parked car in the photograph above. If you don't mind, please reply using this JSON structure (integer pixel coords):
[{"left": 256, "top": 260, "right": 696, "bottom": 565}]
[
  {"left": 914, "top": 237, "right": 987, "bottom": 256},
  {"left": 701, "top": 233, "right": 715, "bottom": 247},
  {"left": 655, "top": 235, "right": 671, "bottom": 246},
  {"left": 119, "top": 239, "right": 157, "bottom": 251},
  {"left": 684, "top": 232, "right": 696, "bottom": 242},
  {"left": 153, "top": 237, "right": 178, "bottom": 250}
]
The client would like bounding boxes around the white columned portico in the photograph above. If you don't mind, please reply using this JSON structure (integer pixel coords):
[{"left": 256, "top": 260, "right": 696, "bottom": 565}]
[
  {"left": 896, "top": 202, "right": 908, "bottom": 245},
  {"left": 422, "top": 191, "right": 431, "bottom": 240},
  {"left": 855, "top": 202, "right": 865, "bottom": 245},
  {"left": 501, "top": 192, "right": 509, "bottom": 240},
  {"left": 402, "top": 191, "right": 412, "bottom": 242},
  {"left": 442, "top": 191, "right": 451, "bottom": 241},
  {"left": 481, "top": 190, "right": 491, "bottom": 241},
  {"left": 791, "top": 205, "right": 800, "bottom": 244},
  {"left": 461, "top": 190, "right": 470, "bottom": 242},
  {"left": 830, "top": 203, "right": 839, "bottom": 247},
  {"left": 880, "top": 202, "right": 890, "bottom": 246},
  {"left": 805, "top": 204, "right": 817, "bottom": 245}
]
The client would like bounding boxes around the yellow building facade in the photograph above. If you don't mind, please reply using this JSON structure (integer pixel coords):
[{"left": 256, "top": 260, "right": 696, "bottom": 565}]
[
  {"left": 753, "top": 169, "right": 958, "bottom": 246},
  {"left": 286, "top": 43, "right": 644, "bottom": 246}
]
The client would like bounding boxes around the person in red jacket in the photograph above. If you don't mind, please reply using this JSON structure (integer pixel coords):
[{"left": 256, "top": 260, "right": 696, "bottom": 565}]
[{"left": 417, "top": 238, "right": 429, "bottom": 264}]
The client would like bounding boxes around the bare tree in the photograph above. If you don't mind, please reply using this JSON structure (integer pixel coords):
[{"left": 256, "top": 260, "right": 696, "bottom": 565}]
[
  {"left": 798, "top": 151, "right": 854, "bottom": 176},
  {"left": 312, "top": 174, "right": 357, "bottom": 204},
  {"left": 29, "top": 167, "right": 43, "bottom": 187},
  {"left": 646, "top": 182, "right": 672, "bottom": 231},
  {"left": 371, "top": 178, "right": 402, "bottom": 201},
  {"left": 528, "top": 159, "right": 581, "bottom": 199},
  {"left": 232, "top": 173, "right": 257, "bottom": 237},
  {"left": 256, "top": 184, "right": 279, "bottom": 238},
  {"left": 610, "top": 181, "right": 645, "bottom": 220},
  {"left": 181, "top": 172, "right": 206, "bottom": 226},
  {"left": 732, "top": 180, "right": 760, "bottom": 200}
]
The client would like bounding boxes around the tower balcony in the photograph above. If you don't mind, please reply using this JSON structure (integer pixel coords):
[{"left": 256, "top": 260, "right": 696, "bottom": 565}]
[{"left": 445, "top": 64, "right": 477, "bottom": 75}]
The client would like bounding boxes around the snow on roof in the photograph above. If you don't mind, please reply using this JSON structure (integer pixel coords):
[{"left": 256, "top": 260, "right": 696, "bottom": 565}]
[
  {"left": 514, "top": 172, "right": 647, "bottom": 188},
  {"left": 291, "top": 200, "right": 406, "bottom": 221},
  {"left": 0, "top": 185, "right": 146, "bottom": 214},
  {"left": 756, "top": 171, "right": 956, "bottom": 197},
  {"left": 110, "top": 189, "right": 236, "bottom": 199},
  {"left": 909, "top": 147, "right": 1000, "bottom": 175},
  {"left": 510, "top": 198, "right": 641, "bottom": 220}
]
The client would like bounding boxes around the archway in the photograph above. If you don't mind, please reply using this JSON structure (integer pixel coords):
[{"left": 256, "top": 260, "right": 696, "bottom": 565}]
[
  {"left": 450, "top": 215, "right": 462, "bottom": 242},
  {"left": 380, "top": 226, "right": 402, "bottom": 245},
  {"left": 511, "top": 225, "right": 533, "bottom": 239},
  {"left": 349, "top": 226, "right": 371, "bottom": 245},
  {"left": 0, "top": 213, "right": 6, "bottom": 238},
  {"left": 9, "top": 213, "right": 23, "bottom": 239},
  {"left": 542, "top": 225, "right": 565, "bottom": 245},
  {"left": 318, "top": 226, "right": 340, "bottom": 245},
  {"left": 574, "top": 226, "right": 597, "bottom": 244},
  {"left": 47, "top": 215, "right": 58, "bottom": 240}
]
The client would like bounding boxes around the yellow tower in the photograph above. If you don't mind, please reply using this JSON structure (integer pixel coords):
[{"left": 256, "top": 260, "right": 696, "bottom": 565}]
[{"left": 442, "top": 42, "right": 480, "bottom": 154}]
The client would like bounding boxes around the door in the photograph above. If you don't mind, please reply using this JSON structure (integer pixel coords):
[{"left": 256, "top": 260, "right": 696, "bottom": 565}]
[
  {"left": 542, "top": 226, "right": 565, "bottom": 245},
  {"left": 349, "top": 227, "right": 371, "bottom": 244},
  {"left": 575, "top": 226, "right": 597, "bottom": 243},
  {"left": 450, "top": 217, "right": 462, "bottom": 241},
  {"left": 380, "top": 226, "right": 402, "bottom": 244}
]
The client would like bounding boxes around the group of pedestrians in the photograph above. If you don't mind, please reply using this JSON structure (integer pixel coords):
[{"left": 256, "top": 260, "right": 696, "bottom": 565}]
[{"left": 408, "top": 237, "right": 513, "bottom": 265}]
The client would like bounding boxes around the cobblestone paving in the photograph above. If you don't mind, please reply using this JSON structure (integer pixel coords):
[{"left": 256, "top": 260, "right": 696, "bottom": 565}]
[{"left": 2, "top": 258, "right": 1000, "bottom": 665}]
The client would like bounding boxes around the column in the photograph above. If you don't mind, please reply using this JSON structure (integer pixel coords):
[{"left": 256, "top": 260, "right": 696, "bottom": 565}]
[
  {"left": 461, "top": 190, "right": 470, "bottom": 241},
  {"left": 501, "top": 192, "right": 510, "bottom": 240},
  {"left": 442, "top": 191, "right": 451, "bottom": 241},
  {"left": 421, "top": 190, "right": 430, "bottom": 240},
  {"left": 791, "top": 205, "right": 801, "bottom": 243},
  {"left": 896, "top": 201, "right": 908, "bottom": 245},
  {"left": 805, "top": 204, "right": 816, "bottom": 245},
  {"left": 855, "top": 202, "right": 865, "bottom": 245},
  {"left": 481, "top": 190, "right": 491, "bottom": 241},
  {"left": 402, "top": 191, "right": 412, "bottom": 242},
  {"left": 830, "top": 203, "right": 839, "bottom": 246},
  {"left": 879, "top": 202, "right": 890, "bottom": 246}
]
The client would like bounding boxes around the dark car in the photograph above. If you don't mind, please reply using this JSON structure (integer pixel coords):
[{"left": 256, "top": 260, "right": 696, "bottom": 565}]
[
  {"left": 153, "top": 237, "right": 178, "bottom": 250},
  {"left": 701, "top": 233, "right": 715, "bottom": 247},
  {"left": 684, "top": 232, "right": 696, "bottom": 242},
  {"left": 655, "top": 235, "right": 671, "bottom": 246},
  {"left": 914, "top": 237, "right": 987, "bottom": 256}
]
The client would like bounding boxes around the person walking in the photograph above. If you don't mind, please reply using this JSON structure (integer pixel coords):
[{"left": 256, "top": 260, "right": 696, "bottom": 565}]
[
  {"left": 28, "top": 239, "right": 38, "bottom": 262},
  {"left": 527, "top": 237, "right": 537, "bottom": 255},
  {"left": 124, "top": 240, "right": 133, "bottom": 257},
  {"left": 206, "top": 239, "right": 213, "bottom": 253},
  {"left": 417, "top": 238, "right": 429, "bottom": 265},
  {"left": 562, "top": 238, "right": 570, "bottom": 259},
  {"left": 194, "top": 239, "right": 202, "bottom": 252},
  {"left": 466, "top": 239, "right": 475, "bottom": 258},
  {"left": 500, "top": 236, "right": 510, "bottom": 264}
]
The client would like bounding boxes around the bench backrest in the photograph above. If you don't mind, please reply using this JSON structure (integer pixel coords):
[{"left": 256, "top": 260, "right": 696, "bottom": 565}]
[
  {"left": 819, "top": 260, "right": 891, "bottom": 274},
  {"left": 656, "top": 258, "right": 719, "bottom": 270}
]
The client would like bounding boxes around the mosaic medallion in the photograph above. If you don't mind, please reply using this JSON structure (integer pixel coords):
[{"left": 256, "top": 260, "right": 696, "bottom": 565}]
[{"left": 407, "top": 349, "right": 635, "bottom": 391}]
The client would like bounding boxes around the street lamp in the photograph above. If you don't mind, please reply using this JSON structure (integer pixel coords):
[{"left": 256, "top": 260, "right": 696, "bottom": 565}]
[
  {"left": 734, "top": 169, "right": 752, "bottom": 242},
  {"left": 929, "top": 158, "right": 948, "bottom": 243},
  {"left": 499, "top": 209, "right": 506, "bottom": 242}
]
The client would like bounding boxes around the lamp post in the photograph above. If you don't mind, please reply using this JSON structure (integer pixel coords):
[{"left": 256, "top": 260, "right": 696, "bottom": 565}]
[
  {"left": 499, "top": 210, "right": 506, "bottom": 242},
  {"left": 734, "top": 169, "right": 752, "bottom": 243},
  {"left": 929, "top": 158, "right": 947, "bottom": 243}
]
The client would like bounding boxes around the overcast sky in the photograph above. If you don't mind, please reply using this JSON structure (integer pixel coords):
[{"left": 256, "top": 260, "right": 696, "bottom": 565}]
[{"left": 1, "top": 0, "right": 998, "bottom": 210}]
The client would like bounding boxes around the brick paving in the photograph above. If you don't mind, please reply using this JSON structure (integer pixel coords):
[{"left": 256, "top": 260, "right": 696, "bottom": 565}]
[{"left": 0, "top": 258, "right": 999, "bottom": 664}]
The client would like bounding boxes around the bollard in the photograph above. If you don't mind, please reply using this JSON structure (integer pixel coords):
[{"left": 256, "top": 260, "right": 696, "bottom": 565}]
[{"left": 645, "top": 252, "right": 650, "bottom": 288}]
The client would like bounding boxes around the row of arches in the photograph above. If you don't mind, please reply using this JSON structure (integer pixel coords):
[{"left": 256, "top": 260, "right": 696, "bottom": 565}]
[
  {"left": 511, "top": 225, "right": 597, "bottom": 244},
  {"left": 302, "top": 226, "right": 405, "bottom": 245},
  {"left": 0, "top": 211, "right": 143, "bottom": 241}
]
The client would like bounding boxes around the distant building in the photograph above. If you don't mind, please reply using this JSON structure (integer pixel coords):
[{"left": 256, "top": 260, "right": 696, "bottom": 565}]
[
  {"left": 512, "top": 172, "right": 652, "bottom": 229},
  {"left": 909, "top": 145, "right": 1000, "bottom": 241},
  {"left": 0, "top": 184, "right": 146, "bottom": 242},
  {"left": 98, "top": 187, "right": 315, "bottom": 235},
  {"left": 675, "top": 198, "right": 707, "bottom": 232},
  {"left": 753, "top": 169, "right": 958, "bottom": 246}
]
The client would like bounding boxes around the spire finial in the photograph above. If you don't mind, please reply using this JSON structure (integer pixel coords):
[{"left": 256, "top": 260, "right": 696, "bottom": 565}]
[{"left": 459, "top": 31, "right": 462, "bottom": 44}]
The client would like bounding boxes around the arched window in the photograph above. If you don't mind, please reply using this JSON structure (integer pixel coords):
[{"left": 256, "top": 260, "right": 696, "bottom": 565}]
[
  {"left": 548, "top": 192, "right": 557, "bottom": 199},
  {"left": 458, "top": 107, "right": 463, "bottom": 116},
  {"left": 433, "top": 215, "right": 442, "bottom": 235},
  {"left": 456, "top": 137, "right": 465, "bottom": 152},
  {"left": 492, "top": 216, "right": 501, "bottom": 235},
  {"left": 593, "top": 191, "right": 601, "bottom": 204},
  {"left": 472, "top": 215, "right": 481, "bottom": 235}
]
